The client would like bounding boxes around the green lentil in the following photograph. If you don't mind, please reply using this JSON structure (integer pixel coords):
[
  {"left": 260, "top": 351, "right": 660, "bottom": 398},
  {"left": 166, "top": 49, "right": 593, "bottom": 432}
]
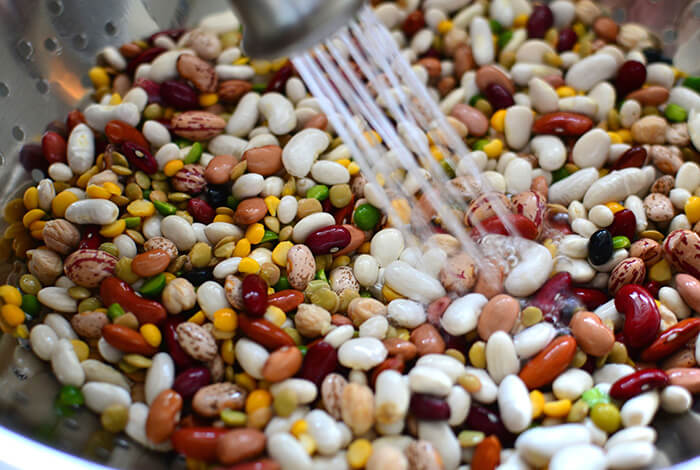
[
  {"left": 175, "top": 211, "right": 193, "bottom": 224},
  {"left": 473, "top": 98, "right": 493, "bottom": 117},
  {"left": 152, "top": 199, "right": 177, "bottom": 216},
  {"left": 642, "top": 105, "right": 660, "bottom": 116},
  {"left": 221, "top": 409, "right": 247, "bottom": 427},
  {"left": 521, "top": 306, "right": 543, "bottom": 326},
  {"left": 115, "top": 312, "right": 139, "bottom": 330},
  {"left": 329, "top": 184, "right": 352, "bottom": 208},
  {"left": 468, "top": 341, "right": 486, "bottom": 369},
  {"left": 590, "top": 403, "right": 621, "bottom": 433},
  {"left": 140, "top": 273, "right": 166, "bottom": 297},
  {"left": 99, "top": 242, "right": 119, "bottom": 257},
  {"left": 134, "top": 172, "right": 151, "bottom": 189},
  {"left": 552, "top": 166, "right": 570, "bottom": 182},
  {"left": 306, "top": 184, "right": 329, "bottom": 201},
  {"left": 278, "top": 226, "right": 293, "bottom": 242},
  {"left": 101, "top": 403, "right": 129, "bottom": 433},
  {"left": 260, "top": 229, "right": 279, "bottom": 243},
  {"left": 143, "top": 103, "right": 163, "bottom": 120},
  {"left": 68, "top": 286, "right": 91, "bottom": 300},
  {"left": 275, "top": 275, "right": 291, "bottom": 291},
  {"left": 124, "top": 217, "right": 141, "bottom": 229},
  {"left": 607, "top": 108, "right": 621, "bottom": 130},
  {"left": 543, "top": 51, "right": 562, "bottom": 67},
  {"left": 353, "top": 203, "right": 381, "bottom": 230},
  {"left": 190, "top": 242, "right": 212, "bottom": 269},
  {"left": 683, "top": 76, "right": 700, "bottom": 93},
  {"left": 608, "top": 341, "right": 629, "bottom": 364},
  {"left": 183, "top": 142, "right": 203, "bottom": 164},
  {"left": 273, "top": 387, "right": 298, "bottom": 417},
  {"left": 544, "top": 28, "right": 558, "bottom": 46},
  {"left": 78, "top": 297, "right": 102, "bottom": 312},
  {"left": 107, "top": 303, "right": 126, "bottom": 320},
  {"left": 458, "top": 430, "right": 485, "bottom": 447},
  {"left": 168, "top": 192, "right": 191, "bottom": 203},
  {"left": 612, "top": 236, "right": 630, "bottom": 250},
  {"left": 118, "top": 360, "right": 139, "bottom": 374},
  {"left": 283, "top": 327, "right": 303, "bottom": 345},
  {"left": 263, "top": 216, "right": 280, "bottom": 233},
  {"left": 567, "top": 399, "right": 589, "bottom": 422},
  {"left": 571, "top": 349, "right": 587, "bottom": 368},
  {"left": 468, "top": 94, "right": 484, "bottom": 106},
  {"left": 18, "top": 274, "right": 41, "bottom": 295},
  {"left": 581, "top": 387, "right": 610, "bottom": 408},
  {"left": 498, "top": 50, "right": 516, "bottom": 69},
  {"left": 338, "top": 289, "right": 360, "bottom": 312},
  {"left": 230, "top": 161, "right": 247, "bottom": 181},
  {"left": 498, "top": 30, "right": 513, "bottom": 49},
  {"left": 115, "top": 257, "right": 139, "bottom": 283},
  {"left": 57, "top": 385, "right": 84, "bottom": 407},
  {"left": 489, "top": 19, "right": 502, "bottom": 34},
  {"left": 21, "top": 294, "right": 40, "bottom": 316},
  {"left": 252, "top": 83, "right": 266, "bottom": 93},
  {"left": 309, "top": 287, "right": 339, "bottom": 313},
  {"left": 665, "top": 103, "right": 687, "bottom": 122},
  {"left": 472, "top": 139, "right": 489, "bottom": 151},
  {"left": 126, "top": 230, "right": 145, "bottom": 245}
]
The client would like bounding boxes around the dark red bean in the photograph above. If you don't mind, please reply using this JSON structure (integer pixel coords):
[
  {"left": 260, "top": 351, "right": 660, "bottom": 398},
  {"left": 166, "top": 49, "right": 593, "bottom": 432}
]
[
  {"left": 238, "top": 315, "right": 295, "bottom": 350},
  {"left": 410, "top": 393, "right": 451, "bottom": 420},
  {"left": 643, "top": 280, "right": 661, "bottom": 298},
  {"left": 304, "top": 225, "right": 351, "bottom": 255},
  {"left": 242, "top": 274, "right": 268, "bottom": 316},
  {"left": 529, "top": 272, "right": 573, "bottom": 321},
  {"left": 640, "top": 318, "right": 700, "bottom": 362},
  {"left": 532, "top": 112, "right": 593, "bottom": 136},
  {"left": 134, "top": 78, "right": 162, "bottom": 104},
  {"left": 41, "top": 131, "right": 67, "bottom": 164},
  {"left": 556, "top": 28, "right": 577, "bottom": 52},
  {"left": 299, "top": 341, "right": 338, "bottom": 387},
  {"left": 465, "top": 405, "right": 515, "bottom": 447},
  {"left": 609, "top": 369, "right": 669, "bottom": 400},
  {"left": 164, "top": 316, "right": 197, "bottom": 370},
  {"left": 615, "top": 285, "right": 661, "bottom": 349},
  {"left": 19, "top": 143, "right": 49, "bottom": 174},
  {"left": 79, "top": 225, "right": 104, "bottom": 250},
  {"left": 402, "top": 10, "right": 425, "bottom": 36},
  {"left": 612, "top": 146, "right": 647, "bottom": 170},
  {"left": 333, "top": 195, "right": 355, "bottom": 225},
  {"left": 484, "top": 83, "right": 514, "bottom": 110},
  {"left": 187, "top": 198, "right": 216, "bottom": 224},
  {"left": 161, "top": 80, "right": 199, "bottom": 110},
  {"left": 265, "top": 62, "right": 295, "bottom": 93},
  {"left": 122, "top": 141, "right": 158, "bottom": 175},
  {"left": 45, "top": 120, "right": 68, "bottom": 138},
  {"left": 104, "top": 120, "right": 149, "bottom": 149},
  {"left": 66, "top": 110, "right": 86, "bottom": 132},
  {"left": 615, "top": 60, "right": 647, "bottom": 97},
  {"left": 527, "top": 4, "right": 554, "bottom": 38},
  {"left": 173, "top": 367, "right": 212, "bottom": 400},
  {"left": 608, "top": 209, "right": 636, "bottom": 240},
  {"left": 572, "top": 288, "right": 609, "bottom": 310},
  {"left": 127, "top": 47, "right": 167, "bottom": 75}
]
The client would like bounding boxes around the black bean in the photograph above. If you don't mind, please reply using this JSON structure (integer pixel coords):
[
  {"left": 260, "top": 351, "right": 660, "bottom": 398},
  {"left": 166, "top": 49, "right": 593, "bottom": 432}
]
[{"left": 588, "top": 229, "right": 613, "bottom": 265}]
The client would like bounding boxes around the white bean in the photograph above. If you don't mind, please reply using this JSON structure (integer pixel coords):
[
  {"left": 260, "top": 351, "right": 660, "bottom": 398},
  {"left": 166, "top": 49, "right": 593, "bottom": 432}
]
[
  {"left": 66, "top": 123, "right": 95, "bottom": 174},
  {"left": 515, "top": 424, "right": 591, "bottom": 467},
  {"left": 145, "top": 353, "right": 175, "bottom": 405},
  {"left": 65, "top": 199, "right": 119, "bottom": 225},
  {"left": 620, "top": 391, "right": 659, "bottom": 427},
  {"left": 216, "top": 64, "right": 255, "bottom": 80},
  {"left": 528, "top": 77, "right": 559, "bottom": 114},
  {"left": 417, "top": 421, "right": 461, "bottom": 470},
  {"left": 565, "top": 53, "right": 618, "bottom": 91},
  {"left": 605, "top": 426, "right": 656, "bottom": 450},
  {"left": 416, "top": 354, "right": 465, "bottom": 382},
  {"left": 82, "top": 359, "right": 129, "bottom": 389},
  {"left": 486, "top": 331, "right": 519, "bottom": 384},
  {"left": 498, "top": 375, "right": 532, "bottom": 433},
  {"left": 375, "top": 370, "right": 409, "bottom": 426},
  {"left": 446, "top": 385, "right": 470, "bottom": 427},
  {"left": 324, "top": 324, "right": 354, "bottom": 349},
  {"left": 51, "top": 339, "right": 85, "bottom": 387},
  {"left": 98, "top": 337, "right": 123, "bottom": 364},
  {"left": 226, "top": 92, "right": 260, "bottom": 137},
  {"left": 549, "top": 444, "right": 606, "bottom": 470},
  {"left": 384, "top": 261, "right": 446, "bottom": 304},
  {"left": 196, "top": 281, "right": 229, "bottom": 319},
  {"left": 160, "top": 215, "right": 196, "bottom": 250},
  {"left": 354, "top": 254, "right": 380, "bottom": 287},
  {"left": 359, "top": 315, "right": 388, "bottom": 339},
  {"left": 387, "top": 299, "right": 426, "bottom": 328},
  {"left": 504, "top": 106, "right": 532, "bottom": 150},
  {"left": 292, "top": 212, "right": 335, "bottom": 243},
  {"left": 270, "top": 379, "right": 317, "bottom": 404},
  {"left": 125, "top": 402, "right": 173, "bottom": 451},
  {"left": 282, "top": 128, "right": 330, "bottom": 177},
  {"left": 338, "top": 337, "right": 387, "bottom": 370},
  {"left": 235, "top": 338, "right": 269, "bottom": 379},
  {"left": 513, "top": 322, "right": 556, "bottom": 359},
  {"left": 114, "top": 234, "right": 137, "bottom": 259},
  {"left": 552, "top": 369, "right": 593, "bottom": 400},
  {"left": 470, "top": 16, "right": 494, "bottom": 66},
  {"left": 311, "top": 161, "right": 350, "bottom": 185},
  {"left": 370, "top": 229, "right": 405, "bottom": 267},
  {"left": 83, "top": 102, "right": 139, "bottom": 132},
  {"left": 38, "top": 288, "right": 78, "bottom": 313},
  {"left": 29, "top": 324, "right": 58, "bottom": 360},
  {"left": 660, "top": 385, "right": 692, "bottom": 414},
  {"left": 82, "top": 382, "right": 131, "bottom": 413},
  {"left": 465, "top": 367, "right": 498, "bottom": 404},
  {"left": 606, "top": 442, "right": 655, "bottom": 470},
  {"left": 440, "top": 293, "right": 487, "bottom": 336},
  {"left": 572, "top": 129, "right": 611, "bottom": 169},
  {"left": 142, "top": 120, "right": 171, "bottom": 148},
  {"left": 267, "top": 433, "right": 313, "bottom": 470},
  {"left": 548, "top": 167, "right": 599, "bottom": 206},
  {"left": 258, "top": 92, "right": 296, "bottom": 135}
]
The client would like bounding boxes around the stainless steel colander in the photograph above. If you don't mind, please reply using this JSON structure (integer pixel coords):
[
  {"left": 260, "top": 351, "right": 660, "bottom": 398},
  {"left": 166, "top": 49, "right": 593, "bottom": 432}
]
[{"left": 1, "top": 0, "right": 700, "bottom": 468}]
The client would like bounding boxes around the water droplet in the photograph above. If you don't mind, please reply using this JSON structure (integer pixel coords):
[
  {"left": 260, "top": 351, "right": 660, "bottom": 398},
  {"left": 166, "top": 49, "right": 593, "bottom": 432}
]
[
  {"left": 47, "top": 0, "right": 63, "bottom": 15},
  {"left": 44, "top": 37, "right": 62, "bottom": 54},
  {"left": 12, "top": 126, "right": 25, "bottom": 141},
  {"left": 36, "top": 79, "right": 49, "bottom": 94},
  {"left": 0, "top": 82, "right": 9, "bottom": 97},
  {"left": 16, "top": 40, "right": 34, "bottom": 61},
  {"left": 105, "top": 21, "right": 117, "bottom": 36},
  {"left": 72, "top": 33, "right": 88, "bottom": 50}
]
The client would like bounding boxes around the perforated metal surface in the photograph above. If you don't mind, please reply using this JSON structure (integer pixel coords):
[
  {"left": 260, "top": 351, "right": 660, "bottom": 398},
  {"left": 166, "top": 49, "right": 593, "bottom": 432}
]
[{"left": 0, "top": 1, "right": 699, "bottom": 468}]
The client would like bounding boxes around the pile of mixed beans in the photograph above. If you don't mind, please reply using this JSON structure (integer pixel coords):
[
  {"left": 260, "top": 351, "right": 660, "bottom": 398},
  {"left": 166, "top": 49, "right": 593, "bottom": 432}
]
[{"left": 3, "top": 0, "right": 700, "bottom": 468}]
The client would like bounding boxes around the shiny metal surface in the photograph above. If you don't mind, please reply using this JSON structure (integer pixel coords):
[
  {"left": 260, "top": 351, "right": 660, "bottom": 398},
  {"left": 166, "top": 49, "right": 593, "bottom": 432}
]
[
  {"left": 229, "top": 0, "right": 365, "bottom": 59},
  {"left": 0, "top": 0, "right": 698, "bottom": 468}
]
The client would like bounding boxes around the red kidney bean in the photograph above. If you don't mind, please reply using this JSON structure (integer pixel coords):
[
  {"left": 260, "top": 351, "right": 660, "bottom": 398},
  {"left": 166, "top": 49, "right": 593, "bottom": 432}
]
[
  {"left": 238, "top": 315, "right": 295, "bottom": 350},
  {"left": 41, "top": 131, "right": 67, "bottom": 164},
  {"left": 609, "top": 368, "right": 669, "bottom": 400},
  {"left": 242, "top": 274, "right": 268, "bottom": 316},
  {"left": 172, "top": 427, "right": 228, "bottom": 461},
  {"left": 265, "top": 62, "right": 295, "bottom": 93},
  {"left": 122, "top": 141, "right": 158, "bottom": 175},
  {"left": 556, "top": 28, "right": 577, "bottom": 52},
  {"left": 304, "top": 225, "right": 351, "bottom": 255},
  {"left": 267, "top": 290, "right": 304, "bottom": 312},
  {"left": 643, "top": 280, "right": 661, "bottom": 298},
  {"left": 370, "top": 356, "right": 405, "bottom": 388},
  {"left": 66, "top": 110, "right": 86, "bottom": 132},
  {"left": 484, "top": 83, "right": 514, "bottom": 110},
  {"left": 148, "top": 28, "right": 186, "bottom": 44},
  {"left": 402, "top": 10, "right": 425, "bottom": 36},
  {"left": 100, "top": 276, "right": 167, "bottom": 325},
  {"left": 19, "top": 143, "right": 49, "bottom": 174},
  {"left": 608, "top": 209, "right": 636, "bottom": 240},
  {"left": 470, "top": 214, "right": 538, "bottom": 240},
  {"left": 529, "top": 272, "right": 572, "bottom": 321},
  {"left": 465, "top": 405, "right": 515, "bottom": 447},
  {"left": 572, "top": 288, "right": 609, "bottom": 310},
  {"left": 214, "top": 460, "right": 281, "bottom": 470},
  {"left": 161, "top": 80, "right": 199, "bottom": 109},
  {"left": 187, "top": 198, "right": 216, "bottom": 224},
  {"left": 174, "top": 367, "right": 212, "bottom": 400},
  {"left": 532, "top": 112, "right": 593, "bottom": 136},
  {"left": 612, "top": 146, "right": 647, "bottom": 171},
  {"left": 127, "top": 47, "right": 167, "bottom": 74},
  {"left": 164, "top": 316, "right": 197, "bottom": 370},
  {"left": 333, "top": 195, "right": 355, "bottom": 225},
  {"left": 527, "top": 4, "right": 554, "bottom": 38},
  {"left": 615, "top": 60, "right": 647, "bottom": 96},
  {"left": 79, "top": 225, "right": 104, "bottom": 250},
  {"left": 640, "top": 318, "right": 700, "bottom": 362},
  {"left": 410, "top": 393, "right": 451, "bottom": 421},
  {"left": 45, "top": 120, "right": 68, "bottom": 137},
  {"left": 102, "top": 324, "right": 158, "bottom": 356},
  {"left": 134, "top": 78, "right": 162, "bottom": 104},
  {"left": 615, "top": 285, "right": 661, "bottom": 349},
  {"left": 298, "top": 341, "right": 338, "bottom": 387},
  {"left": 105, "top": 120, "right": 149, "bottom": 149}
]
